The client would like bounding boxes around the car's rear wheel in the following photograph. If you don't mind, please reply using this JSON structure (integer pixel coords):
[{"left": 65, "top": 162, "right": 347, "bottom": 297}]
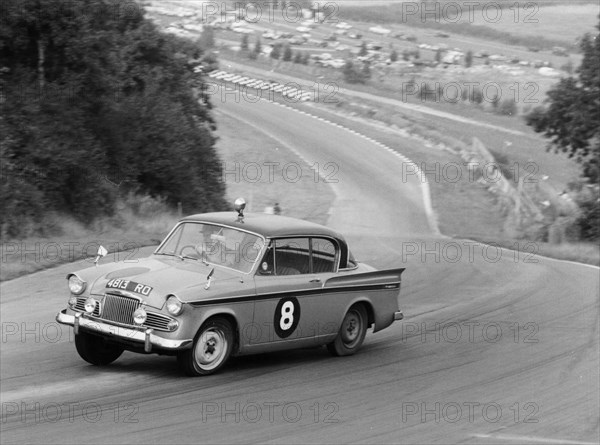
[
  {"left": 75, "top": 332, "right": 124, "bottom": 365},
  {"left": 327, "top": 304, "right": 368, "bottom": 356},
  {"left": 178, "top": 317, "right": 234, "bottom": 376}
]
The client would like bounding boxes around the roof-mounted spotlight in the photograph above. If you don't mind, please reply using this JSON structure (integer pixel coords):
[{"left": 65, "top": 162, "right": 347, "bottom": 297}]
[{"left": 234, "top": 197, "right": 246, "bottom": 222}]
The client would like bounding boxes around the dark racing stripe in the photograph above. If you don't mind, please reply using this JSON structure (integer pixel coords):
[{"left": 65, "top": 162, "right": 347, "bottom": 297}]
[{"left": 188, "top": 282, "right": 400, "bottom": 307}]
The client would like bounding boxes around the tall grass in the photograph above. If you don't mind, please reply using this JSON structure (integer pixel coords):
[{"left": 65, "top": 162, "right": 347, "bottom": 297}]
[{"left": 0, "top": 192, "right": 179, "bottom": 281}]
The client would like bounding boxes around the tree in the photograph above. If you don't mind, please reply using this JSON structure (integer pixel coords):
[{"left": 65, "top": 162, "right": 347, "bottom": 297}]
[
  {"left": 282, "top": 44, "right": 292, "bottom": 62},
  {"left": 361, "top": 61, "right": 371, "bottom": 79},
  {"left": 465, "top": 50, "right": 473, "bottom": 68},
  {"left": 561, "top": 59, "right": 574, "bottom": 74},
  {"left": 489, "top": 93, "right": 500, "bottom": 109},
  {"left": 301, "top": 52, "right": 310, "bottom": 65},
  {"left": 200, "top": 26, "right": 215, "bottom": 49},
  {"left": 253, "top": 36, "right": 262, "bottom": 56},
  {"left": 0, "top": 0, "right": 226, "bottom": 237},
  {"left": 270, "top": 43, "right": 281, "bottom": 59},
  {"left": 402, "top": 49, "right": 410, "bottom": 61},
  {"left": 293, "top": 51, "right": 302, "bottom": 63},
  {"left": 526, "top": 18, "right": 600, "bottom": 182},
  {"left": 390, "top": 49, "right": 398, "bottom": 62},
  {"left": 358, "top": 41, "right": 367, "bottom": 57},
  {"left": 241, "top": 33, "right": 249, "bottom": 51},
  {"left": 343, "top": 60, "right": 369, "bottom": 84},
  {"left": 498, "top": 98, "right": 518, "bottom": 116},
  {"left": 435, "top": 49, "right": 442, "bottom": 64}
]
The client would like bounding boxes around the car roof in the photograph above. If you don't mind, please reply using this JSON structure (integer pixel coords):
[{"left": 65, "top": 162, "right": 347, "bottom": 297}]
[
  {"left": 178, "top": 212, "right": 353, "bottom": 269},
  {"left": 180, "top": 212, "right": 345, "bottom": 240}
]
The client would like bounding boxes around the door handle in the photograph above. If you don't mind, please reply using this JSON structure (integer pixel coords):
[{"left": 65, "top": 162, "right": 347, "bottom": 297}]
[{"left": 309, "top": 278, "right": 321, "bottom": 283}]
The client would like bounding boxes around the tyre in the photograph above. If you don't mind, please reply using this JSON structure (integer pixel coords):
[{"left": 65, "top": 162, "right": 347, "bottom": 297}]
[
  {"left": 327, "top": 304, "right": 368, "bottom": 356},
  {"left": 178, "top": 317, "right": 234, "bottom": 376},
  {"left": 75, "top": 332, "right": 124, "bottom": 365}
]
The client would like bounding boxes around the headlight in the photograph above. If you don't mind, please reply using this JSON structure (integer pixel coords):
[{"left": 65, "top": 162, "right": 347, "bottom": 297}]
[
  {"left": 84, "top": 297, "right": 97, "bottom": 314},
  {"left": 166, "top": 296, "right": 183, "bottom": 316},
  {"left": 68, "top": 275, "right": 86, "bottom": 295},
  {"left": 133, "top": 308, "right": 147, "bottom": 325}
]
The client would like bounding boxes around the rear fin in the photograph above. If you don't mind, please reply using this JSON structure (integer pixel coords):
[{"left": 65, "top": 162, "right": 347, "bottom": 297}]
[{"left": 324, "top": 268, "right": 405, "bottom": 288}]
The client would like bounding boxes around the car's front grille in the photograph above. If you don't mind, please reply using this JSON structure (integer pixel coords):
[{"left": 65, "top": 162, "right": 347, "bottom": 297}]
[
  {"left": 102, "top": 293, "right": 140, "bottom": 325},
  {"left": 72, "top": 293, "right": 176, "bottom": 331}
]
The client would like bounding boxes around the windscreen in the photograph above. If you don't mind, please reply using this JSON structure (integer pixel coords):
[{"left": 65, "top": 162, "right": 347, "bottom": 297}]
[{"left": 156, "top": 222, "right": 264, "bottom": 273}]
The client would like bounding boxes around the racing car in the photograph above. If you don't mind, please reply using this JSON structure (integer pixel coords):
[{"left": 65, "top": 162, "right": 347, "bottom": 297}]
[{"left": 57, "top": 198, "right": 405, "bottom": 376}]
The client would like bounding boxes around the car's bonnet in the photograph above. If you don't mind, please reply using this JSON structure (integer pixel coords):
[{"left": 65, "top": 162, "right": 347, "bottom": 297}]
[{"left": 76, "top": 255, "right": 250, "bottom": 309}]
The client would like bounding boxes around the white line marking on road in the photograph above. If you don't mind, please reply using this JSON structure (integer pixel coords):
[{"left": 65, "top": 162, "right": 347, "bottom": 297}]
[{"left": 262, "top": 99, "right": 440, "bottom": 235}]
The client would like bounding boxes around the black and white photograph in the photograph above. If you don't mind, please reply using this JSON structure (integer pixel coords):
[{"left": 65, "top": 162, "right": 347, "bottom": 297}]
[{"left": 1, "top": 1, "right": 598, "bottom": 443}]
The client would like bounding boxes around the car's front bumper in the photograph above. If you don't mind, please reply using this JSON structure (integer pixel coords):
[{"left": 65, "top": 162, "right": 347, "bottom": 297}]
[{"left": 56, "top": 309, "right": 192, "bottom": 353}]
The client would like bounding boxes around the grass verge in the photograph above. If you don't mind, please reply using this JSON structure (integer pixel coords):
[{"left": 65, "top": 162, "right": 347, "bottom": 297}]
[
  {"left": 0, "top": 208, "right": 178, "bottom": 282},
  {"left": 470, "top": 237, "right": 600, "bottom": 267}
]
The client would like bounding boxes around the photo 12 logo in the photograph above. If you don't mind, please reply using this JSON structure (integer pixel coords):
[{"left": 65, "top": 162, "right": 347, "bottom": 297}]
[
  {"left": 1, "top": 401, "right": 139, "bottom": 424},
  {"left": 401, "top": 401, "right": 539, "bottom": 424},
  {"left": 400, "top": 241, "right": 539, "bottom": 264},
  {"left": 401, "top": 321, "right": 539, "bottom": 344},
  {"left": 0, "top": 241, "right": 140, "bottom": 265},
  {"left": 218, "top": 161, "right": 339, "bottom": 184},
  {"left": 199, "top": 401, "right": 340, "bottom": 424},
  {"left": 200, "top": 2, "right": 339, "bottom": 25},
  {"left": 398, "top": 2, "right": 540, "bottom": 24}
]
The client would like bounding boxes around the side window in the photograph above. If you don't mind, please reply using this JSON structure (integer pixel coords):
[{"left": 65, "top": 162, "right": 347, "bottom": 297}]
[
  {"left": 311, "top": 238, "right": 337, "bottom": 273},
  {"left": 274, "top": 238, "right": 310, "bottom": 275}
]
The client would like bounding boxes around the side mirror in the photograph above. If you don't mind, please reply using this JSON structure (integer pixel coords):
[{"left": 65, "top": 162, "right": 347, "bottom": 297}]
[
  {"left": 94, "top": 245, "right": 108, "bottom": 266},
  {"left": 258, "top": 261, "right": 273, "bottom": 275}
]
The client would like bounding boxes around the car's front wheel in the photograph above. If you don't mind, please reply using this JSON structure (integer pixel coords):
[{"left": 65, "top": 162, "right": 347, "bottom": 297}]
[
  {"left": 327, "top": 304, "right": 368, "bottom": 356},
  {"left": 75, "top": 332, "right": 124, "bottom": 365},
  {"left": 178, "top": 317, "right": 234, "bottom": 376}
]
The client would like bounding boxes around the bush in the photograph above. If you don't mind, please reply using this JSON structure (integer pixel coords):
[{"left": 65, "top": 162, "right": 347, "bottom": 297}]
[
  {"left": 465, "top": 50, "right": 473, "bottom": 68},
  {"left": 420, "top": 82, "right": 439, "bottom": 102},
  {"left": 576, "top": 197, "right": 600, "bottom": 241},
  {"left": 283, "top": 45, "right": 292, "bottom": 61},
  {"left": 497, "top": 98, "right": 518, "bottom": 116},
  {"left": 0, "top": 180, "right": 46, "bottom": 238},
  {"left": 270, "top": 43, "right": 282, "bottom": 59},
  {"left": 343, "top": 60, "right": 370, "bottom": 84},
  {"left": 462, "top": 86, "right": 483, "bottom": 104}
]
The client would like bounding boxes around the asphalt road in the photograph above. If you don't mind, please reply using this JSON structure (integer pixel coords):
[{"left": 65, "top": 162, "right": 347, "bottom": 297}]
[{"left": 1, "top": 98, "right": 598, "bottom": 444}]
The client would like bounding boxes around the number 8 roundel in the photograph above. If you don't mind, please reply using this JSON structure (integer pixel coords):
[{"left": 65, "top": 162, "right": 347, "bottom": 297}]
[{"left": 274, "top": 297, "right": 301, "bottom": 338}]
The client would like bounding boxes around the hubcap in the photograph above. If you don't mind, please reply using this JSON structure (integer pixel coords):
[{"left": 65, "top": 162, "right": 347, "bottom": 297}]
[
  {"left": 195, "top": 328, "right": 228, "bottom": 370},
  {"left": 341, "top": 311, "right": 361, "bottom": 346}
]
